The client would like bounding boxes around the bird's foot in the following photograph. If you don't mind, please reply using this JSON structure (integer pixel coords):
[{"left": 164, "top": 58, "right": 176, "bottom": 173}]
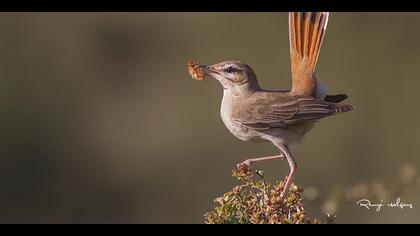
[
  {"left": 236, "top": 160, "right": 252, "bottom": 170},
  {"left": 236, "top": 160, "right": 265, "bottom": 179},
  {"left": 236, "top": 160, "right": 255, "bottom": 178}
]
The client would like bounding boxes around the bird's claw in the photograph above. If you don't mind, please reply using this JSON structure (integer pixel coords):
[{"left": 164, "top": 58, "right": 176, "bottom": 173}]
[
  {"left": 236, "top": 161, "right": 254, "bottom": 177},
  {"left": 237, "top": 160, "right": 251, "bottom": 170}
]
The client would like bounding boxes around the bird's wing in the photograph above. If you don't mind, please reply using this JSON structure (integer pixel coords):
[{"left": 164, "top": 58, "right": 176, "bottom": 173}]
[
  {"left": 232, "top": 95, "right": 344, "bottom": 130},
  {"left": 289, "top": 12, "right": 329, "bottom": 97},
  {"left": 231, "top": 95, "right": 300, "bottom": 130}
]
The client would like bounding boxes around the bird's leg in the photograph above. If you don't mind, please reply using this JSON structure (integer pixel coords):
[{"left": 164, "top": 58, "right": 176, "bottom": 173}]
[
  {"left": 236, "top": 154, "right": 286, "bottom": 175},
  {"left": 277, "top": 144, "right": 298, "bottom": 199},
  {"left": 237, "top": 154, "right": 285, "bottom": 168}
]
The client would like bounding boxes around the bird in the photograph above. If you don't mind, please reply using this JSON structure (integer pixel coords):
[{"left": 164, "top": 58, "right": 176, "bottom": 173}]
[{"left": 188, "top": 12, "right": 353, "bottom": 198}]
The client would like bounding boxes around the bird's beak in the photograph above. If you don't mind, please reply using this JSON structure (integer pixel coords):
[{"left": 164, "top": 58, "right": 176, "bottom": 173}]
[{"left": 199, "top": 65, "right": 220, "bottom": 78}]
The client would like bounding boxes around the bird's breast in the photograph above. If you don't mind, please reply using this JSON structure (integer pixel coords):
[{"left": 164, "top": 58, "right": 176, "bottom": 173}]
[{"left": 220, "top": 91, "right": 264, "bottom": 142}]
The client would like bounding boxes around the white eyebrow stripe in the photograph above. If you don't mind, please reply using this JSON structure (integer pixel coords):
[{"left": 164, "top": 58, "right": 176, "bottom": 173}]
[{"left": 221, "top": 64, "right": 240, "bottom": 70}]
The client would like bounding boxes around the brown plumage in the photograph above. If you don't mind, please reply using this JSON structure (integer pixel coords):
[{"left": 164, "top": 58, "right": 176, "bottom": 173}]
[{"left": 289, "top": 12, "right": 329, "bottom": 97}]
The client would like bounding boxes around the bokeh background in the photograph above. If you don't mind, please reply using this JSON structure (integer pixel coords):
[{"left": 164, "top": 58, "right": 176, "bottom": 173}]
[{"left": 0, "top": 12, "right": 419, "bottom": 224}]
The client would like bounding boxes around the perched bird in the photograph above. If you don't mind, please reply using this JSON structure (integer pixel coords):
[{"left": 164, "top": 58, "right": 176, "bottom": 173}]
[{"left": 188, "top": 12, "right": 353, "bottom": 198}]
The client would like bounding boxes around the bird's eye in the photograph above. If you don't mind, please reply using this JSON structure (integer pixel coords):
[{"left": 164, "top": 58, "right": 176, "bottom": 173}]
[{"left": 225, "top": 66, "right": 236, "bottom": 74}]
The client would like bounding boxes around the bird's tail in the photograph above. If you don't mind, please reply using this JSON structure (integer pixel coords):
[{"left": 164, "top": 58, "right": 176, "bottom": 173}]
[
  {"left": 289, "top": 12, "right": 329, "bottom": 98},
  {"left": 325, "top": 94, "right": 348, "bottom": 103},
  {"left": 330, "top": 103, "right": 354, "bottom": 114}
]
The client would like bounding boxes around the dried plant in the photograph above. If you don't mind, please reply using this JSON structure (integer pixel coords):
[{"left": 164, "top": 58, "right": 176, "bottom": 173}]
[{"left": 204, "top": 166, "right": 335, "bottom": 224}]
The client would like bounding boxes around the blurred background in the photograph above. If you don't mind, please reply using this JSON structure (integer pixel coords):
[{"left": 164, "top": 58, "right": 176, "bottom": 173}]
[{"left": 0, "top": 12, "right": 419, "bottom": 223}]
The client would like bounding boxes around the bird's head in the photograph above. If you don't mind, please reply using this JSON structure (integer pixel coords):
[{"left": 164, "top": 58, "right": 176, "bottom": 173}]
[{"left": 198, "top": 61, "right": 260, "bottom": 91}]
